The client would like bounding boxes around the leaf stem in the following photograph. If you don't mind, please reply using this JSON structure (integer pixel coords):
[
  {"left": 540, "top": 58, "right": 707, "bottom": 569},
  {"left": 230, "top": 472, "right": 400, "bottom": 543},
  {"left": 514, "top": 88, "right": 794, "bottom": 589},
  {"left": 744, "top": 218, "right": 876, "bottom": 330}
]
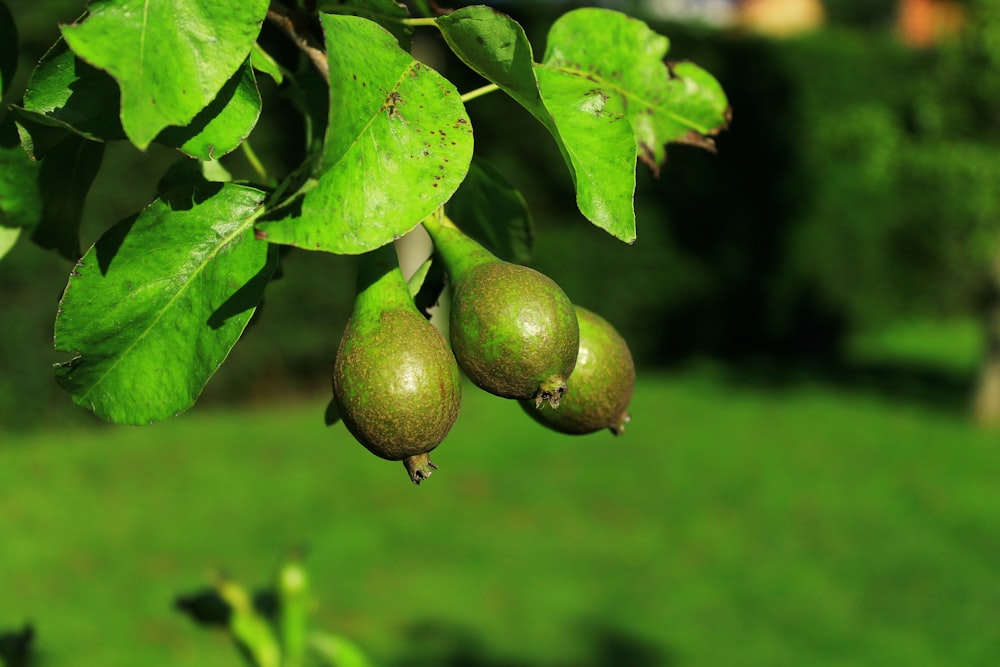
[
  {"left": 460, "top": 83, "right": 500, "bottom": 104},
  {"left": 401, "top": 17, "right": 439, "bottom": 28},
  {"left": 241, "top": 141, "right": 271, "bottom": 186}
]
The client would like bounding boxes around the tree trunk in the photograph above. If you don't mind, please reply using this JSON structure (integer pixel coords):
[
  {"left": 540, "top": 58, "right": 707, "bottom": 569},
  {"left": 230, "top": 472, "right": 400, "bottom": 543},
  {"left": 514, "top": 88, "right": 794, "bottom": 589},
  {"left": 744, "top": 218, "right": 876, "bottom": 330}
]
[{"left": 973, "top": 287, "right": 1000, "bottom": 427}]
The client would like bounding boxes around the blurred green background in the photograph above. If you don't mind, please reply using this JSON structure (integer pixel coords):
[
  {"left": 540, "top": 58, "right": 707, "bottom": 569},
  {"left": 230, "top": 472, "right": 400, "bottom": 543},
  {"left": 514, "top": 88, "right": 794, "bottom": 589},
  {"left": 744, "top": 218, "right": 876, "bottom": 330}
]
[{"left": 3, "top": 0, "right": 1000, "bottom": 664}]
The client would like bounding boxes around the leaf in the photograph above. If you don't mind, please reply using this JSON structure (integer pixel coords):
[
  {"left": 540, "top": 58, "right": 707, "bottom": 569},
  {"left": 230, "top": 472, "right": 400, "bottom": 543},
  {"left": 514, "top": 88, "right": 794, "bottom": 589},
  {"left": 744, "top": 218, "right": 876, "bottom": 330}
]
[
  {"left": 406, "top": 256, "right": 432, "bottom": 297},
  {"left": 277, "top": 557, "right": 309, "bottom": 667},
  {"left": 447, "top": 157, "right": 533, "bottom": 264},
  {"left": 0, "top": 224, "right": 18, "bottom": 260},
  {"left": 156, "top": 59, "right": 262, "bottom": 160},
  {"left": 435, "top": 6, "right": 637, "bottom": 242},
  {"left": 0, "top": 120, "right": 42, "bottom": 230},
  {"left": 0, "top": 1, "right": 17, "bottom": 98},
  {"left": 14, "top": 39, "right": 125, "bottom": 159},
  {"left": 309, "top": 632, "right": 375, "bottom": 667},
  {"left": 216, "top": 579, "right": 282, "bottom": 667},
  {"left": 257, "top": 14, "right": 473, "bottom": 255},
  {"left": 533, "top": 65, "right": 637, "bottom": 241},
  {"left": 54, "top": 183, "right": 275, "bottom": 424},
  {"left": 320, "top": 0, "right": 414, "bottom": 50},
  {"left": 543, "top": 8, "right": 730, "bottom": 172},
  {"left": 30, "top": 134, "right": 104, "bottom": 260},
  {"left": 60, "top": 0, "right": 269, "bottom": 150},
  {"left": 251, "top": 42, "right": 284, "bottom": 85}
]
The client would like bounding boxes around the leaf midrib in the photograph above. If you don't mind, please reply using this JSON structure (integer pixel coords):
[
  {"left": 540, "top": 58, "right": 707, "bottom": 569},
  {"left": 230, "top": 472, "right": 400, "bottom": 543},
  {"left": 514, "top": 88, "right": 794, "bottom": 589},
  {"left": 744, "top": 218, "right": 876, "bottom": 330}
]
[{"left": 75, "top": 202, "right": 261, "bottom": 411}]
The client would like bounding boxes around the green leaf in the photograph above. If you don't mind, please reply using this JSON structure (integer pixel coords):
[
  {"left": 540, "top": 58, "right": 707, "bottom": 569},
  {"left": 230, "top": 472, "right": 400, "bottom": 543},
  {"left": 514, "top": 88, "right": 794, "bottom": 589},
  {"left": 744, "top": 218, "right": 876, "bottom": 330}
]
[
  {"left": 534, "top": 65, "right": 637, "bottom": 241},
  {"left": 0, "top": 224, "right": 19, "bottom": 260},
  {"left": 251, "top": 42, "right": 284, "bottom": 85},
  {"left": 543, "top": 8, "right": 730, "bottom": 172},
  {"left": 13, "top": 40, "right": 125, "bottom": 159},
  {"left": 406, "top": 256, "right": 432, "bottom": 297},
  {"left": 257, "top": 14, "right": 473, "bottom": 255},
  {"left": 60, "top": 0, "right": 269, "bottom": 150},
  {"left": 277, "top": 557, "right": 309, "bottom": 667},
  {"left": 0, "top": 121, "right": 42, "bottom": 230},
  {"left": 309, "top": 632, "right": 375, "bottom": 667},
  {"left": 447, "top": 157, "right": 533, "bottom": 264},
  {"left": 54, "top": 183, "right": 275, "bottom": 424},
  {"left": 319, "top": 1, "right": 413, "bottom": 49},
  {"left": 156, "top": 60, "right": 262, "bottom": 160},
  {"left": 0, "top": 1, "right": 17, "bottom": 98},
  {"left": 436, "top": 6, "right": 636, "bottom": 242},
  {"left": 30, "top": 135, "right": 104, "bottom": 260},
  {"left": 216, "top": 579, "right": 282, "bottom": 667}
]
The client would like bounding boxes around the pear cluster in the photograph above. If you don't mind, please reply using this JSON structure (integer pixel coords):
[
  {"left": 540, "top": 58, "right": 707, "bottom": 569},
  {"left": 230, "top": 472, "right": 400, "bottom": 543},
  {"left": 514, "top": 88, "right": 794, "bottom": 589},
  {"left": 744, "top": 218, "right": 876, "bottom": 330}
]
[{"left": 331, "top": 216, "right": 635, "bottom": 485}]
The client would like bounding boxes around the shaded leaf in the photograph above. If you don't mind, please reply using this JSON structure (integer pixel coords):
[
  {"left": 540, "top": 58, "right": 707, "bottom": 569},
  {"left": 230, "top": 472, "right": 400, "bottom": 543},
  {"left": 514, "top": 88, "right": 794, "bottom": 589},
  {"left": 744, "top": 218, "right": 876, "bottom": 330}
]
[
  {"left": 60, "top": 0, "right": 269, "bottom": 149},
  {"left": 0, "top": 1, "right": 17, "bottom": 98},
  {"left": 257, "top": 14, "right": 473, "bottom": 255},
  {"left": 0, "top": 623, "right": 34, "bottom": 667},
  {"left": 0, "top": 119, "right": 41, "bottom": 230},
  {"left": 156, "top": 60, "right": 262, "bottom": 160},
  {"left": 158, "top": 157, "right": 232, "bottom": 196},
  {"left": 543, "top": 8, "right": 730, "bottom": 172},
  {"left": 447, "top": 156, "right": 533, "bottom": 263},
  {"left": 54, "top": 183, "right": 275, "bottom": 424},
  {"left": 13, "top": 39, "right": 124, "bottom": 159},
  {"left": 320, "top": 0, "right": 413, "bottom": 50},
  {"left": 30, "top": 134, "right": 104, "bottom": 260}
]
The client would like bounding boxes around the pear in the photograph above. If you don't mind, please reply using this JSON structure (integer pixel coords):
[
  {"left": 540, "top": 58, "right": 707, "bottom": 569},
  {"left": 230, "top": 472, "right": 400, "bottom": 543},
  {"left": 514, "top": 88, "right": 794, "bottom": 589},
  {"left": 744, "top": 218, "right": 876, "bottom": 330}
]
[
  {"left": 332, "top": 243, "right": 462, "bottom": 484},
  {"left": 422, "top": 215, "right": 579, "bottom": 408},
  {"left": 521, "top": 306, "right": 634, "bottom": 435}
]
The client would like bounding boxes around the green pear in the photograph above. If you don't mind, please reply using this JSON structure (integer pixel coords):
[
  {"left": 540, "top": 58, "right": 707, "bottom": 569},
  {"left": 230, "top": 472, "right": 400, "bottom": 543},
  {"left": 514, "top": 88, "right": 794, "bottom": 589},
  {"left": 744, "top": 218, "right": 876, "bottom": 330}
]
[
  {"left": 332, "top": 243, "right": 462, "bottom": 484},
  {"left": 521, "top": 306, "right": 634, "bottom": 435},
  {"left": 423, "top": 214, "right": 579, "bottom": 408}
]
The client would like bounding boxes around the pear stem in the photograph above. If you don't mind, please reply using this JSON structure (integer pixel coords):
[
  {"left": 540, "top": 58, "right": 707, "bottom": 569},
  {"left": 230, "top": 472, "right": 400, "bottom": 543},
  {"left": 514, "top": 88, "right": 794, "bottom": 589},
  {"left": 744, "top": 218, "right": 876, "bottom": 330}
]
[
  {"left": 354, "top": 244, "right": 413, "bottom": 312},
  {"left": 422, "top": 213, "right": 498, "bottom": 282}
]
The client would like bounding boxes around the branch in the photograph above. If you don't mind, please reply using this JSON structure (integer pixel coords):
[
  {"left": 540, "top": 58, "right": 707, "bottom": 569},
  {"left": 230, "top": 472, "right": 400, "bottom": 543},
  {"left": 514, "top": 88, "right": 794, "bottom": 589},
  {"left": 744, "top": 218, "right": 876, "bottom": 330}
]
[{"left": 266, "top": 2, "right": 329, "bottom": 83}]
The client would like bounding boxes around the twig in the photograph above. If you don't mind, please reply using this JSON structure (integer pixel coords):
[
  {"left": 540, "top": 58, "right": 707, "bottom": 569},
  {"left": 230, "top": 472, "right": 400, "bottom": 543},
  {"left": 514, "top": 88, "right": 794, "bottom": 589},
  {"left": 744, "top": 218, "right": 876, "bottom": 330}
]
[{"left": 266, "top": 2, "right": 329, "bottom": 82}]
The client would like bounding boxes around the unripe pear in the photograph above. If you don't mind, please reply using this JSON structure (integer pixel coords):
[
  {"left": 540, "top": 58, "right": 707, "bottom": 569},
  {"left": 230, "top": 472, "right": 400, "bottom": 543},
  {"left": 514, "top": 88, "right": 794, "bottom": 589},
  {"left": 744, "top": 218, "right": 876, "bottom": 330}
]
[
  {"left": 521, "top": 306, "right": 634, "bottom": 435},
  {"left": 422, "top": 215, "right": 579, "bottom": 408},
  {"left": 332, "top": 243, "right": 462, "bottom": 484}
]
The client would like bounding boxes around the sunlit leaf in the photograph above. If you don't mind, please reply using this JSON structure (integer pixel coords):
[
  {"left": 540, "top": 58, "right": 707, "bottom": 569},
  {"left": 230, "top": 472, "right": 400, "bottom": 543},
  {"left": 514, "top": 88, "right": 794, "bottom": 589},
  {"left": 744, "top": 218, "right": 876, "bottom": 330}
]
[
  {"left": 54, "top": 183, "right": 275, "bottom": 424},
  {"left": 156, "top": 60, "right": 262, "bottom": 160},
  {"left": 251, "top": 42, "right": 284, "bottom": 85},
  {"left": 543, "top": 8, "right": 730, "bottom": 172},
  {"left": 257, "top": 14, "right": 473, "bottom": 255},
  {"left": 60, "top": 0, "right": 268, "bottom": 149},
  {"left": 436, "top": 6, "right": 636, "bottom": 242},
  {"left": 320, "top": 0, "right": 413, "bottom": 49},
  {"left": 0, "top": 224, "right": 19, "bottom": 260},
  {"left": 309, "top": 631, "right": 375, "bottom": 667}
]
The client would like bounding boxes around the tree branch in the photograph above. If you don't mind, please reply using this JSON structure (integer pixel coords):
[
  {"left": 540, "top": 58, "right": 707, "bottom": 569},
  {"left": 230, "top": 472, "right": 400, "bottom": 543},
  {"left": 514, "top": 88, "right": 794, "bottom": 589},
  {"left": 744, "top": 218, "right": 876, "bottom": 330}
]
[{"left": 266, "top": 2, "right": 329, "bottom": 83}]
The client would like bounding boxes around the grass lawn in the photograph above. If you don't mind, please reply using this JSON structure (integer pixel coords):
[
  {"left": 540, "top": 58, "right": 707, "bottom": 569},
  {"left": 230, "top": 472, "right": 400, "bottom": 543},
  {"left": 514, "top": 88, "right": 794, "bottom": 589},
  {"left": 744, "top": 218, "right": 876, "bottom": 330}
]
[{"left": 2, "top": 372, "right": 1000, "bottom": 666}]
